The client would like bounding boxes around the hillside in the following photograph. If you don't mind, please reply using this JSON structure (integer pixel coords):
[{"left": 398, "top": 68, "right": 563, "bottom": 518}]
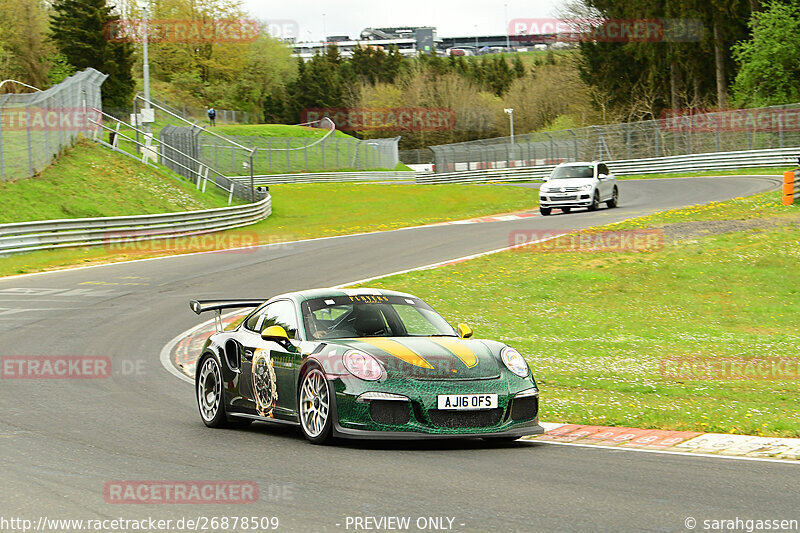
[{"left": 0, "top": 139, "right": 233, "bottom": 224}]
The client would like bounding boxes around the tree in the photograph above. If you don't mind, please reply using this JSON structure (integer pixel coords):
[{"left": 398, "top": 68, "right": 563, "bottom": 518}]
[
  {"left": 0, "top": 0, "right": 51, "bottom": 88},
  {"left": 512, "top": 54, "right": 526, "bottom": 78},
  {"left": 574, "top": 0, "right": 756, "bottom": 118},
  {"left": 50, "top": 0, "right": 135, "bottom": 108},
  {"left": 731, "top": 1, "right": 800, "bottom": 107},
  {"left": 233, "top": 34, "right": 296, "bottom": 122}
]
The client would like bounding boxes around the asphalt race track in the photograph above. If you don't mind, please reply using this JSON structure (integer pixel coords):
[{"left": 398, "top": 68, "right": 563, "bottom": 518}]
[{"left": 0, "top": 177, "right": 795, "bottom": 532}]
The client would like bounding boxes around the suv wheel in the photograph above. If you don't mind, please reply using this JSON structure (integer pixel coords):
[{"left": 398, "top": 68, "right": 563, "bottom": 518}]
[
  {"left": 607, "top": 186, "right": 619, "bottom": 208},
  {"left": 588, "top": 191, "right": 601, "bottom": 211}
]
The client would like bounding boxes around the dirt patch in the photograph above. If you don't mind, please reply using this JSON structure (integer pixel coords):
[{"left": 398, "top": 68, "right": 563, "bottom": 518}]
[{"left": 653, "top": 214, "right": 800, "bottom": 242}]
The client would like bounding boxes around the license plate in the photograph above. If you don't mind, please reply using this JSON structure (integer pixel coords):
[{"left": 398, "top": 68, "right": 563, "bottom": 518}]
[{"left": 437, "top": 394, "right": 498, "bottom": 410}]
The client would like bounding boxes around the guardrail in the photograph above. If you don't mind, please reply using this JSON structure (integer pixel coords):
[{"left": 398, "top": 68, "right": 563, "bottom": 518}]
[
  {"left": 417, "top": 147, "right": 800, "bottom": 184},
  {"left": 784, "top": 169, "right": 800, "bottom": 205},
  {"left": 0, "top": 195, "right": 271, "bottom": 255},
  {"left": 230, "top": 170, "right": 418, "bottom": 185}
]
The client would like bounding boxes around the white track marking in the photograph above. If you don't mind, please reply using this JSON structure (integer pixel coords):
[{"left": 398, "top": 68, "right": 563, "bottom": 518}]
[{"left": 527, "top": 440, "right": 800, "bottom": 465}]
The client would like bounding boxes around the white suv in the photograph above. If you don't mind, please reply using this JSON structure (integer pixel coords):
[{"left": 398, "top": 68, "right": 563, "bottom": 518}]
[{"left": 538, "top": 162, "right": 619, "bottom": 216}]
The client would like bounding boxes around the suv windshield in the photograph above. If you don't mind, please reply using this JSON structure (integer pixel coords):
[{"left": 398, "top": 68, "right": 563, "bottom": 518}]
[
  {"left": 550, "top": 165, "right": 595, "bottom": 180},
  {"left": 302, "top": 294, "right": 456, "bottom": 340}
]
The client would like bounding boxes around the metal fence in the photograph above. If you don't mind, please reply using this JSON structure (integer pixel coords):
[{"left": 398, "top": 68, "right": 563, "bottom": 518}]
[
  {"left": 399, "top": 148, "right": 434, "bottom": 165},
  {"left": 144, "top": 95, "right": 251, "bottom": 125},
  {"left": 199, "top": 133, "right": 401, "bottom": 174},
  {"left": 417, "top": 147, "right": 798, "bottom": 184},
  {"left": 430, "top": 103, "right": 800, "bottom": 173},
  {"left": 0, "top": 194, "right": 271, "bottom": 256},
  {"left": 229, "top": 170, "right": 418, "bottom": 185},
  {"left": 0, "top": 68, "right": 107, "bottom": 180}
]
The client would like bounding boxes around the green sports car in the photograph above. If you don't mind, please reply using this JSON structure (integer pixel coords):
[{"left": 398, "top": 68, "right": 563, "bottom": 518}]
[{"left": 190, "top": 288, "right": 543, "bottom": 444}]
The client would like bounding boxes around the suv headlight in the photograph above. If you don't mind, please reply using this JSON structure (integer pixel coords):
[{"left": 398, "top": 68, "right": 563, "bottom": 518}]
[
  {"left": 501, "top": 347, "right": 530, "bottom": 377},
  {"left": 578, "top": 184, "right": 593, "bottom": 191}
]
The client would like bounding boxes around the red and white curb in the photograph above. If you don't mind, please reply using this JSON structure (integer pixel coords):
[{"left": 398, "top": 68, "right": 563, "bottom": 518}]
[
  {"left": 429, "top": 211, "right": 538, "bottom": 226},
  {"left": 525, "top": 423, "right": 800, "bottom": 462}
]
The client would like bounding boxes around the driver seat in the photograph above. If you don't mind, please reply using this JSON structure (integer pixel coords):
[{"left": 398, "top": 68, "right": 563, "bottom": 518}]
[{"left": 353, "top": 306, "right": 387, "bottom": 336}]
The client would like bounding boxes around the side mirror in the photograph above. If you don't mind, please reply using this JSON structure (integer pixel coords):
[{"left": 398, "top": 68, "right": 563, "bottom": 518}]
[
  {"left": 261, "top": 325, "right": 289, "bottom": 342},
  {"left": 457, "top": 323, "right": 473, "bottom": 339},
  {"left": 598, "top": 173, "right": 607, "bottom": 180}
]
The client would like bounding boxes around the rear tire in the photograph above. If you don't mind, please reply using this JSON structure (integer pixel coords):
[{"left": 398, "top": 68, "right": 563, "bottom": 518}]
[
  {"left": 539, "top": 206, "right": 552, "bottom": 216},
  {"left": 197, "top": 354, "right": 253, "bottom": 429},
  {"left": 197, "top": 355, "right": 228, "bottom": 428},
  {"left": 588, "top": 191, "right": 601, "bottom": 211},
  {"left": 607, "top": 186, "right": 619, "bottom": 208}
]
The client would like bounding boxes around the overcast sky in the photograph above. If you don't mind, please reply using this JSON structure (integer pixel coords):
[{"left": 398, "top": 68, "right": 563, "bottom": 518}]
[{"left": 241, "top": 0, "right": 566, "bottom": 41}]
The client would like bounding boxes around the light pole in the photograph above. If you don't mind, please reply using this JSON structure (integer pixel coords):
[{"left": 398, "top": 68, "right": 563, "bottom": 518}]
[
  {"left": 322, "top": 13, "right": 327, "bottom": 42},
  {"left": 474, "top": 25, "right": 478, "bottom": 50},
  {"left": 139, "top": 1, "right": 152, "bottom": 135},
  {"left": 504, "top": 108, "right": 514, "bottom": 144},
  {"left": 504, "top": 3, "right": 510, "bottom": 51}
]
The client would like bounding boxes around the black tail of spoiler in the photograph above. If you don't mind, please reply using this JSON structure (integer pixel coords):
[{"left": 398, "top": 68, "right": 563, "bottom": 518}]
[{"left": 189, "top": 299, "right": 265, "bottom": 315}]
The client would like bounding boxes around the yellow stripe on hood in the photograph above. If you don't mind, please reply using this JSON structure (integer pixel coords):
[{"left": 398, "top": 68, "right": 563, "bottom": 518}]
[
  {"left": 356, "top": 338, "right": 434, "bottom": 369},
  {"left": 428, "top": 338, "right": 479, "bottom": 368}
]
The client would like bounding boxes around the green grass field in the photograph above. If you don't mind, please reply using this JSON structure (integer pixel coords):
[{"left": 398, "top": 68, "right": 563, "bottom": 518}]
[
  {"left": 0, "top": 182, "right": 540, "bottom": 276},
  {"left": 0, "top": 139, "right": 231, "bottom": 224},
  {"left": 353, "top": 192, "right": 800, "bottom": 437}
]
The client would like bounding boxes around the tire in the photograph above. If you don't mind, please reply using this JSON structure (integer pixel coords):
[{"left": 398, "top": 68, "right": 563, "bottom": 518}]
[
  {"left": 196, "top": 354, "right": 253, "bottom": 429},
  {"left": 561, "top": 207, "right": 571, "bottom": 214},
  {"left": 588, "top": 190, "right": 601, "bottom": 211},
  {"left": 607, "top": 186, "right": 619, "bottom": 208},
  {"left": 539, "top": 206, "right": 552, "bottom": 216},
  {"left": 298, "top": 366, "right": 333, "bottom": 444},
  {"left": 196, "top": 355, "right": 228, "bottom": 428}
]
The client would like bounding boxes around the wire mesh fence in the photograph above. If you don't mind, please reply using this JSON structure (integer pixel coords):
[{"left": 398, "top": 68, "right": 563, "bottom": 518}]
[
  {"left": 130, "top": 93, "right": 251, "bottom": 126},
  {"left": 430, "top": 104, "right": 800, "bottom": 173},
  {"left": 399, "top": 148, "right": 434, "bottom": 165},
  {"left": 198, "top": 132, "right": 400, "bottom": 175},
  {"left": 0, "top": 68, "right": 107, "bottom": 181}
]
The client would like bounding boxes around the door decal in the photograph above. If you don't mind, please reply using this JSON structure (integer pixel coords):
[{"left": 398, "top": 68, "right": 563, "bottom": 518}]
[{"left": 252, "top": 349, "right": 279, "bottom": 417}]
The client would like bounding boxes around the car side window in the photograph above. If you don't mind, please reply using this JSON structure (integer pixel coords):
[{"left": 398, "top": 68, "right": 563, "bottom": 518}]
[
  {"left": 244, "top": 304, "right": 270, "bottom": 332},
  {"left": 598, "top": 163, "right": 609, "bottom": 175},
  {"left": 261, "top": 300, "right": 300, "bottom": 340}
]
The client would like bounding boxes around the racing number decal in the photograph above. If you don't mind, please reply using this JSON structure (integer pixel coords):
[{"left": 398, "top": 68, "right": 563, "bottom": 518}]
[{"left": 252, "top": 349, "right": 279, "bottom": 417}]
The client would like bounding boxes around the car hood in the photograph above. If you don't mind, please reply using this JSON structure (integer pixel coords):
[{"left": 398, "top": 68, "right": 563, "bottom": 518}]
[
  {"left": 542, "top": 178, "right": 594, "bottom": 189},
  {"left": 329, "top": 337, "right": 502, "bottom": 380}
]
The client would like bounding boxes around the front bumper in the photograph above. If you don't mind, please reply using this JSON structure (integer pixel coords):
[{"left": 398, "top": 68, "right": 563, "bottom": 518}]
[
  {"left": 539, "top": 192, "right": 593, "bottom": 208},
  {"left": 329, "top": 377, "right": 543, "bottom": 439}
]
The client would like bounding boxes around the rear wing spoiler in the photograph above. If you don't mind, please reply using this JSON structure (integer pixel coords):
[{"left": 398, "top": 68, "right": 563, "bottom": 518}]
[
  {"left": 189, "top": 299, "right": 265, "bottom": 315},
  {"left": 189, "top": 299, "right": 266, "bottom": 332}
]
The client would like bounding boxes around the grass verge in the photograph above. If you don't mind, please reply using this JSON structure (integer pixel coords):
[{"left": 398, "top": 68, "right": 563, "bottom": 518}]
[
  {"left": 0, "top": 182, "right": 540, "bottom": 277},
  {"left": 353, "top": 192, "right": 800, "bottom": 437},
  {"left": 0, "top": 139, "right": 232, "bottom": 223}
]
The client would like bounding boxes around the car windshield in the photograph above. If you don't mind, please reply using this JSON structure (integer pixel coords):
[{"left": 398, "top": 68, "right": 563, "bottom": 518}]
[
  {"left": 550, "top": 165, "right": 594, "bottom": 179},
  {"left": 301, "top": 294, "right": 456, "bottom": 339}
]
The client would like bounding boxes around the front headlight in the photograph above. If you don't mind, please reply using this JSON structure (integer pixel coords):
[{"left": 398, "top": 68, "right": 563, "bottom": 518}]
[
  {"left": 578, "top": 184, "right": 593, "bottom": 191},
  {"left": 343, "top": 350, "right": 384, "bottom": 381},
  {"left": 501, "top": 347, "right": 530, "bottom": 377}
]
